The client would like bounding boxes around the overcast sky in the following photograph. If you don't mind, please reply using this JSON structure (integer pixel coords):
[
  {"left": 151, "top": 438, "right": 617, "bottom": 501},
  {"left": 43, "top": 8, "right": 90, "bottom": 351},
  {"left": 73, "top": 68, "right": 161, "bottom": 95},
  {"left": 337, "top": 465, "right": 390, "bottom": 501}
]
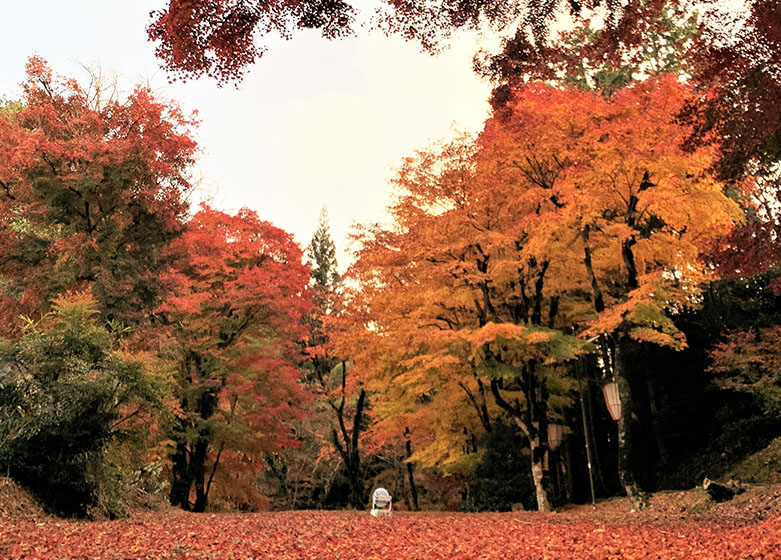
[{"left": 0, "top": 2, "right": 496, "bottom": 267}]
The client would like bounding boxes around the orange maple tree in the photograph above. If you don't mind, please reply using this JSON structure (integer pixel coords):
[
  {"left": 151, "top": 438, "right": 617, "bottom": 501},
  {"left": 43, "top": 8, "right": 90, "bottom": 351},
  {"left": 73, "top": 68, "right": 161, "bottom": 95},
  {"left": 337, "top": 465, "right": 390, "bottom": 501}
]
[
  {"left": 483, "top": 75, "right": 741, "bottom": 507},
  {"left": 338, "top": 134, "right": 584, "bottom": 512},
  {"left": 341, "top": 75, "right": 741, "bottom": 511}
]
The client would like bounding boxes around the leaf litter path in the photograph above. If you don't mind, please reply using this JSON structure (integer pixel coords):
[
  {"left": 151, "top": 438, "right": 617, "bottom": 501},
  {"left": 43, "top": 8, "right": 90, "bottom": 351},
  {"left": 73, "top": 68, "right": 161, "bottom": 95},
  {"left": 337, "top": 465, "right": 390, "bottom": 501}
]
[{"left": 1, "top": 509, "right": 779, "bottom": 559}]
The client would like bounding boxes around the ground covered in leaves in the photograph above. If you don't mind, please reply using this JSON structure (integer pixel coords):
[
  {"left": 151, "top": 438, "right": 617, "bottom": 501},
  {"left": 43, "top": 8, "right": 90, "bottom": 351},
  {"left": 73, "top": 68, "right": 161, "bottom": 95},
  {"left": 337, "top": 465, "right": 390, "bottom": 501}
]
[
  {"left": 0, "top": 478, "right": 46, "bottom": 523},
  {"left": 1, "top": 480, "right": 780, "bottom": 559}
]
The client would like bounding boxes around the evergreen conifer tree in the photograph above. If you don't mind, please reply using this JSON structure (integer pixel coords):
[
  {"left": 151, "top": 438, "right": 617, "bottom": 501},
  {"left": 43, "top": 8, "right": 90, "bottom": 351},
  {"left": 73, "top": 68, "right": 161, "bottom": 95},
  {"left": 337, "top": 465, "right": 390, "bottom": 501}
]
[
  {"left": 308, "top": 206, "right": 339, "bottom": 290},
  {"left": 303, "top": 206, "right": 368, "bottom": 509}
]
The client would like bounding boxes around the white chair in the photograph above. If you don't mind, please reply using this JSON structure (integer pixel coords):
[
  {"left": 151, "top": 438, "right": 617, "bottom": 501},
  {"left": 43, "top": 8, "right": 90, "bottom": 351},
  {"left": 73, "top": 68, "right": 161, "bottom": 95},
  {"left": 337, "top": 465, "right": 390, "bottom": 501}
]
[{"left": 370, "top": 487, "right": 392, "bottom": 516}]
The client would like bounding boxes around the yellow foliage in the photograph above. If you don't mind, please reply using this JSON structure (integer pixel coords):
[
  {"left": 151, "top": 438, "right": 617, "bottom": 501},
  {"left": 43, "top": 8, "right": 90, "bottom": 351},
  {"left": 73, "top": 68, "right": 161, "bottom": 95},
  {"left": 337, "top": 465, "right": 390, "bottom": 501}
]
[{"left": 336, "top": 75, "right": 742, "bottom": 473}]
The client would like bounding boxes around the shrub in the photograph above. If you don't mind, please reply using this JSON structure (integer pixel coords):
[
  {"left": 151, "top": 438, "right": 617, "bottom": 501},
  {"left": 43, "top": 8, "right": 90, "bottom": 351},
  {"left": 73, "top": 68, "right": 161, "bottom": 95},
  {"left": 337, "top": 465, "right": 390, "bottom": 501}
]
[
  {"left": 0, "top": 293, "right": 168, "bottom": 517},
  {"left": 463, "top": 422, "right": 536, "bottom": 512}
]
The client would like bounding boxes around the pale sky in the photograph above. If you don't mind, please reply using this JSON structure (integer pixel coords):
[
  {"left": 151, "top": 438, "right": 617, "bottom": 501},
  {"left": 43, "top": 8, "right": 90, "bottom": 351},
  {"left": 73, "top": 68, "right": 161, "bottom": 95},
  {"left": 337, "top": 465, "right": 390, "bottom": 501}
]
[{"left": 0, "top": 2, "right": 496, "bottom": 267}]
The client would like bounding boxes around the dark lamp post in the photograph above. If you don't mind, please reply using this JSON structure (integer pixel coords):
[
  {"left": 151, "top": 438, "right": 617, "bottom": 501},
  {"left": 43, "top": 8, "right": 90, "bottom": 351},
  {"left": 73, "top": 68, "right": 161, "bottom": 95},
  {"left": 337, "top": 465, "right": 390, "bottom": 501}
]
[{"left": 602, "top": 381, "right": 621, "bottom": 421}]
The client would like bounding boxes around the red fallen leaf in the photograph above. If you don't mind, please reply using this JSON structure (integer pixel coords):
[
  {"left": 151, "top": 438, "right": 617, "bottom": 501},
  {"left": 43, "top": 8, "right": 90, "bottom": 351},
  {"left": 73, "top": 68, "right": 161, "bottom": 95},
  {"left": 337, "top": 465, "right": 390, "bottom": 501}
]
[{"left": 2, "top": 510, "right": 780, "bottom": 559}]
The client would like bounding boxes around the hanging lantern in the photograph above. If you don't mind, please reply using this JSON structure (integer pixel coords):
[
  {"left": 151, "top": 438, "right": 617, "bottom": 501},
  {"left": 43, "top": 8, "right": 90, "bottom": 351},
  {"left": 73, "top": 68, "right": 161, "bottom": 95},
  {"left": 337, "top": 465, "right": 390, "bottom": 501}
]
[
  {"left": 548, "top": 423, "right": 564, "bottom": 450},
  {"left": 602, "top": 381, "right": 622, "bottom": 421}
]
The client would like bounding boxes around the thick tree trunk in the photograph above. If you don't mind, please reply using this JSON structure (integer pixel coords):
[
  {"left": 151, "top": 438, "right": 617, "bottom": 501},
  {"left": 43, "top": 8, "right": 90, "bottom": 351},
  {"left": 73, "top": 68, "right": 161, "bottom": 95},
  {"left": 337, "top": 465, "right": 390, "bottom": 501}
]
[
  {"left": 490, "top": 376, "right": 553, "bottom": 513},
  {"left": 191, "top": 387, "right": 219, "bottom": 513},
  {"left": 169, "top": 437, "right": 192, "bottom": 509},
  {"left": 348, "top": 472, "right": 365, "bottom": 509},
  {"left": 529, "top": 436, "right": 552, "bottom": 512},
  {"left": 191, "top": 436, "right": 210, "bottom": 512},
  {"left": 169, "top": 351, "right": 225, "bottom": 512},
  {"left": 169, "top": 374, "right": 220, "bottom": 513},
  {"left": 614, "top": 342, "right": 646, "bottom": 511}
]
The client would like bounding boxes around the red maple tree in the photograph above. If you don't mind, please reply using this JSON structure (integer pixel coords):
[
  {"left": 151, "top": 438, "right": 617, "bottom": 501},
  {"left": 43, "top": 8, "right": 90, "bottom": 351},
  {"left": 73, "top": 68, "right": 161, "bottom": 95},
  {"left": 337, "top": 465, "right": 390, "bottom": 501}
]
[
  {"left": 0, "top": 57, "right": 197, "bottom": 336},
  {"left": 156, "top": 204, "right": 312, "bottom": 511}
]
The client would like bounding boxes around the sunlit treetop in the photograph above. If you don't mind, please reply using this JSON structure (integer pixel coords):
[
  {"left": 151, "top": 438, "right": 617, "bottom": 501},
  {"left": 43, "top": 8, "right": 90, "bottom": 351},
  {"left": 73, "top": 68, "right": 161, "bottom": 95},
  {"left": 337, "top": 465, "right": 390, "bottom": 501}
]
[{"left": 479, "top": 1, "right": 780, "bottom": 174}]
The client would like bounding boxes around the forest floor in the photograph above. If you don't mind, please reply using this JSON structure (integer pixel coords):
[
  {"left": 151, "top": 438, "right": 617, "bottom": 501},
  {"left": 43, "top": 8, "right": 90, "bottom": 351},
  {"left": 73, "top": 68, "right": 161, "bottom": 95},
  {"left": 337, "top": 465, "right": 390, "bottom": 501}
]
[{"left": 1, "top": 478, "right": 780, "bottom": 559}]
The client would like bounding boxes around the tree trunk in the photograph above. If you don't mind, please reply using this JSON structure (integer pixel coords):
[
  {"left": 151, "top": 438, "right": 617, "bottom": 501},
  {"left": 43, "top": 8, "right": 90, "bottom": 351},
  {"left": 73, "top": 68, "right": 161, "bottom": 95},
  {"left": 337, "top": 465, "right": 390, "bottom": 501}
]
[
  {"left": 191, "top": 435, "right": 210, "bottom": 512},
  {"left": 332, "top": 385, "right": 367, "bottom": 510},
  {"left": 581, "top": 225, "right": 605, "bottom": 313},
  {"left": 614, "top": 341, "right": 646, "bottom": 511},
  {"left": 562, "top": 441, "right": 576, "bottom": 503},
  {"left": 347, "top": 450, "right": 365, "bottom": 510},
  {"left": 169, "top": 437, "right": 192, "bottom": 509},
  {"left": 399, "top": 460, "right": 412, "bottom": 510},
  {"left": 621, "top": 239, "right": 639, "bottom": 290},
  {"left": 405, "top": 428, "right": 419, "bottom": 511},
  {"left": 644, "top": 372, "right": 670, "bottom": 465},
  {"left": 490, "top": 376, "right": 553, "bottom": 513},
  {"left": 349, "top": 388, "right": 366, "bottom": 509},
  {"left": 169, "top": 351, "right": 224, "bottom": 512},
  {"left": 529, "top": 435, "right": 552, "bottom": 512}
]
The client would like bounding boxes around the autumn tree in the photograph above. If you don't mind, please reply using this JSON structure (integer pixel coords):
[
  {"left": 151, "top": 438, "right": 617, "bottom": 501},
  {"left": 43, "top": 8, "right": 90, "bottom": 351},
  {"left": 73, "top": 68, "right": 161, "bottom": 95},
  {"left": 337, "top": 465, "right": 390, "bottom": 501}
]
[
  {"left": 472, "top": 0, "right": 780, "bottom": 161},
  {"left": 709, "top": 326, "right": 781, "bottom": 421},
  {"left": 344, "top": 75, "right": 741, "bottom": 511},
  {"left": 479, "top": 1, "right": 781, "bottom": 283},
  {"left": 0, "top": 58, "right": 196, "bottom": 336},
  {"left": 702, "top": 267, "right": 781, "bottom": 429},
  {"left": 339, "top": 135, "right": 586, "bottom": 512},
  {"left": 475, "top": 3, "right": 698, "bottom": 99},
  {"left": 147, "top": 0, "right": 356, "bottom": 83},
  {"left": 157, "top": 205, "right": 311, "bottom": 512},
  {"left": 474, "top": 0, "right": 780, "bottom": 499},
  {"left": 302, "top": 207, "right": 371, "bottom": 509},
  {"left": 480, "top": 75, "right": 741, "bottom": 508}
]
